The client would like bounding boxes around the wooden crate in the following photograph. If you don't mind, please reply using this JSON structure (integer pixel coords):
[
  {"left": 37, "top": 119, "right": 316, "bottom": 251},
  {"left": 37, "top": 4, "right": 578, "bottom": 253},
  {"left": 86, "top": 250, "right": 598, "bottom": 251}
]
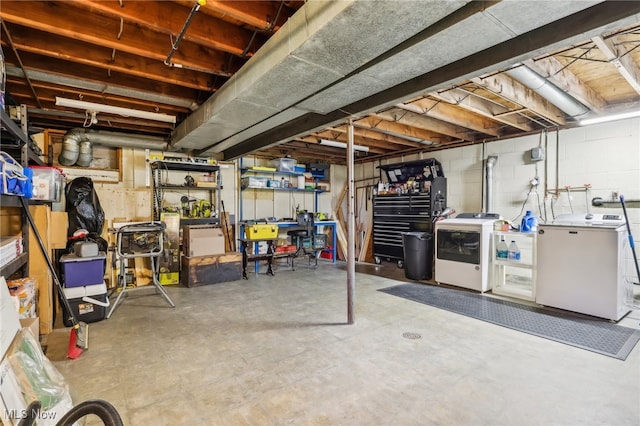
[{"left": 181, "top": 253, "right": 242, "bottom": 287}]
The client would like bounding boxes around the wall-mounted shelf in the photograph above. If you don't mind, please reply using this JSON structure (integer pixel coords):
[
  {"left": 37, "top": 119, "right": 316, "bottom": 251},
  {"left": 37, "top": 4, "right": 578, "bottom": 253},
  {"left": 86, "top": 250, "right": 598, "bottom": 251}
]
[
  {"left": 239, "top": 160, "right": 330, "bottom": 222},
  {"left": 1, "top": 109, "right": 35, "bottom": 281},
  {"left": 0, "top": 253, "right": 28, "bottom": 278},
  {"left": 241, "top": 168, "right": 304, "bottom": 176},
  {"left": 241, "top": 186, "right": 325, "bottom": 193},
  {"left": 240, "top": 168, "right": 325, "bottom": 193},
  {"left": 152, "top": 160, "right": 220, "bottom": 173},
  {"left": 155, "top": 184, "right": 218, "bottom": 191}
]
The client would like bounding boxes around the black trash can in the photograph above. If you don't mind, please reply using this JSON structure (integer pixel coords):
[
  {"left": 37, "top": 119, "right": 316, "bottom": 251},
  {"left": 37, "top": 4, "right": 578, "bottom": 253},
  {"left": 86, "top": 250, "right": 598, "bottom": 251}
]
[{"left": 402, "top": 232, "right": 433, "bottom": 280}]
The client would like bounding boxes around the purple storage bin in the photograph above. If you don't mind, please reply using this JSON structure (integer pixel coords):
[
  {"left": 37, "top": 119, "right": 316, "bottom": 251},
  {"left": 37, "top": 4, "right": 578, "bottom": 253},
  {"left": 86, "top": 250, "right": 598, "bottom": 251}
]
[{"left": 60, "top": 252, "right": 106, "bottom": 287}]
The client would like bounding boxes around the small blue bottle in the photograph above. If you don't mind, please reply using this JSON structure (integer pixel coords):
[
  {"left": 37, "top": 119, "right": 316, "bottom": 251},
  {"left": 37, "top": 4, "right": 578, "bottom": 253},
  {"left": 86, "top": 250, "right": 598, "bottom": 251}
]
[{"left": 521, "top": 210, "right": 537, "bottom": 232}]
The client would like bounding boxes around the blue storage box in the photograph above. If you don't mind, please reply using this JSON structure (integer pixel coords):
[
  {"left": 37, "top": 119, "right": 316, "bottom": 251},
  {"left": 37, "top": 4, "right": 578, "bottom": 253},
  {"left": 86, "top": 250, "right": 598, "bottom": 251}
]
[
  {"left": 60, "top": 252, "right": 106, "bottom": 287},
  {"left": 309, "top": 162, "right": 329, "bottom": 179}
]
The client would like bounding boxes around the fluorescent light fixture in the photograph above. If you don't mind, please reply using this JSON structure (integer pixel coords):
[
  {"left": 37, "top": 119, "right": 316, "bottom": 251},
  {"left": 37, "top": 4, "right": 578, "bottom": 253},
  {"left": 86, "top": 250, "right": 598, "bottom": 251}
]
[
  {"left": 55, "top": 97, "right": 176, "bottom": 123},
  {"left": 319, "top": 139, "right": 369, "bottom": 152},
  {"left": 579, "top": 110, "right": 640, "bottom": 126}
]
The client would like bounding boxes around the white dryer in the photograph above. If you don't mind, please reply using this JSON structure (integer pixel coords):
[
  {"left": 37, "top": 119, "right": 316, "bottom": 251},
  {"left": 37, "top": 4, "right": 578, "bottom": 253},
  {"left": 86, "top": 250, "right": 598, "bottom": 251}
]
[
  {"left": 536, "top": 213, "right": 631, "bottom": 321},
  {"left": 435, "top": 213, "right": 499, "bottom": 292}
]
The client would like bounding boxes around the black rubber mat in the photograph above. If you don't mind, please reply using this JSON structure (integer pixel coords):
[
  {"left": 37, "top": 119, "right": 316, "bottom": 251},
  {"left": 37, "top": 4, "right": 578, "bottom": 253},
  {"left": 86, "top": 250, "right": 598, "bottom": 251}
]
[{"left": 379, "top": 283, "right": 640, "bottom": 360}]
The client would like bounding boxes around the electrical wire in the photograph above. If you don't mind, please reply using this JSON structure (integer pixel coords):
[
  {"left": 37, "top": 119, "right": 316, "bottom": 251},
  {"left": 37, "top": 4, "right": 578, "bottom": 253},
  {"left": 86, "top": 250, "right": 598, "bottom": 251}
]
[
  {"left": 536, "top": 189, "right": 544, "bottom": 222},
  {"left": 511, "top": 185, "right": 534, "bottom": 223}
]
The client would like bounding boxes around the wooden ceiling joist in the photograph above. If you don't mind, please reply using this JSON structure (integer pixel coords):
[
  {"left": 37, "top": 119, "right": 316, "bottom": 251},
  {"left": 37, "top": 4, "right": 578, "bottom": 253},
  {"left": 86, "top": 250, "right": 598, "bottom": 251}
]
[
  {"left": 372, "top": 110, "right": 478, "bottom": 141},
  {"left": 0, "top": 1, "right": 233, "bottom": 75},
  {"left": 72, "top": 0, "right": 254, "bottom": 58},
  {"left": 431, "top": 88, "right": 536, "bottom": 132},
  {"left": 5, "top": 25, "right": 221, "bottom": 90},
  {"left": 396, "top": 97, "right": 503, "bottom": 137},
  {"left": 355, "top": 116, "right": 450, "bottom": 145},
  {"left": 471, "top": 73, "right": 568, "bottom": 126},
  {"left": 591, "top": 35, "right": 640, "bottom": 95}
]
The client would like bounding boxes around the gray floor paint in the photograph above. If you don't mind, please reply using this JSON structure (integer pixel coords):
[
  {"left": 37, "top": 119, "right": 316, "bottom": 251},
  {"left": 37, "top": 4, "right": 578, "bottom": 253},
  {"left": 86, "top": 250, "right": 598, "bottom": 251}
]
[{"left": 46, "top": 260, "right": 640, "bottom": 425}]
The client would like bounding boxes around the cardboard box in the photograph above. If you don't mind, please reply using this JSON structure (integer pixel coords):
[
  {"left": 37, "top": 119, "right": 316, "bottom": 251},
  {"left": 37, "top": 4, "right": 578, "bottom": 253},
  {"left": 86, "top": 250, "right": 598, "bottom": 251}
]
[
  {"left": 49, "top": 211, "right": 68, "bottom": 249},
  {"left": 1, "top": 277, "right": 21, "bottom": 361},
  {"left": 27, "top": 205, "right": 54, "bottom": 334},
  {"left": 183, "top": 225, "right": 225, "bottom": 257},
  {"left": 181, "top": 253, "right": 242, "bottom": 287}
]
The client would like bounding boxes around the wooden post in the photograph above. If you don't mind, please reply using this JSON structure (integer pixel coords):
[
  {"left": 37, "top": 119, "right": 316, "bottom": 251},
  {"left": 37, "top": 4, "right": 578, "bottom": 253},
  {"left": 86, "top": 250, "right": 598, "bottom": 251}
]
[{"left": 332, "top": 182, "right": 348, "bottom": 260}]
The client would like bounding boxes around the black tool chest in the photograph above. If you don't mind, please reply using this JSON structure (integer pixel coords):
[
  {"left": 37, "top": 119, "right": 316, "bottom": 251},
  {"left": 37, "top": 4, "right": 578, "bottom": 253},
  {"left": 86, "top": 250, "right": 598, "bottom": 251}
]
[{"left": 372, "top": 159, "right": 446, "bottom": 266}]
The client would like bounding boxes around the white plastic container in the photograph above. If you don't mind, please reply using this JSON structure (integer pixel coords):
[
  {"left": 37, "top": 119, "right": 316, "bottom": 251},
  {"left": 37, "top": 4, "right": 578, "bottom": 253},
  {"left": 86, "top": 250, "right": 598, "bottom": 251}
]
[
  {"left": 271, "top": 158, "right": 297, "bottom": 173},
  {"left": 508, "top": 240, "right": 521, "bottom": 261},
  {"left": 30, "top": 166, "right": 64, "bottom": 202}
]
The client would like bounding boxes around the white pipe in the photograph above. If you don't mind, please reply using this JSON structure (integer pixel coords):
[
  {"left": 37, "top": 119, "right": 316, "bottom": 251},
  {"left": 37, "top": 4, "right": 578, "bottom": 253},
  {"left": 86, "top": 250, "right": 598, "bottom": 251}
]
[
  {"left": 506, "top": 65, "right": 590, "bottom": 118},
  {"left": 485, "top": 156, "right": 498, "bottom": 213}
]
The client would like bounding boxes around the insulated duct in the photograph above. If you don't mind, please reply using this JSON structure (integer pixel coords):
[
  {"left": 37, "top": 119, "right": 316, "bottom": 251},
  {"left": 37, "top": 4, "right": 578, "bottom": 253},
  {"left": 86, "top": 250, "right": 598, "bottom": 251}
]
[
  {"left": 59, "top": 129, "right": 83, "bottom": 166},
  {"left": 59, "top": 129, "right": 168, "bottom": 167},
  {"left": 485, "top": 156, "right": 498, "bottom": 213},
  {"left": 505, "top": 65, "right": 590, "bottom": 119}
]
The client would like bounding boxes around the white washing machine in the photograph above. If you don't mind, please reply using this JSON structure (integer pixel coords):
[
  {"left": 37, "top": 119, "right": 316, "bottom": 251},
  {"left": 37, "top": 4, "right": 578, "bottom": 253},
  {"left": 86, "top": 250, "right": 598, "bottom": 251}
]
[{"left": 536, "top": 213, "right": 631, "bottom": 321}]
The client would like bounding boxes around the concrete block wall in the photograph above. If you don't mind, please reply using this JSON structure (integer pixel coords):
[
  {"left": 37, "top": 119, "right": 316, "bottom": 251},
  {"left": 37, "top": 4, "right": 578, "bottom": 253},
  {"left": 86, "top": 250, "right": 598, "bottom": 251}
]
[{"left": 354, "top": 117, "right": 640, "bottom": 280}]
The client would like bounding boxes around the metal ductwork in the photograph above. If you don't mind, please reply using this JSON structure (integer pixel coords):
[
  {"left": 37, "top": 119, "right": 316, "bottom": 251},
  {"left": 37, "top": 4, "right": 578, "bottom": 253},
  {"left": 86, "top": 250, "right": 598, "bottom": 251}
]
[
  {"left": 59, "top": 129, "right": 168, "bottom": 167},
  {"left": 505, "top": 65, "right": 590, "bottom": 119},
  {"left": 485, "top": 155, "right": 498, "bottom": 213},
  {"left": 59, "top": 129, "right": 83, "bottom": 166}
]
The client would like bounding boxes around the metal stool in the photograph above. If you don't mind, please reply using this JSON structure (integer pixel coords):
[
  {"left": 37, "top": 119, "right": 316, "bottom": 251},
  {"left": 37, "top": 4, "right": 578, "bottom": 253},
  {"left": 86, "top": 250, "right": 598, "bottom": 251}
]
[{"left": 106, "top": 222, "right": 175, "bottom": 319}]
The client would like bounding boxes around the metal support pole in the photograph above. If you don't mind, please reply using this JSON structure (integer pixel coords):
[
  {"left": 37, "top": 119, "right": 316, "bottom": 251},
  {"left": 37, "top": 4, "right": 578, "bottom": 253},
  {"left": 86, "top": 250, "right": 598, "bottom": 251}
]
[{"left": 347, "top": 119, "right": 355, "bottom": 324}]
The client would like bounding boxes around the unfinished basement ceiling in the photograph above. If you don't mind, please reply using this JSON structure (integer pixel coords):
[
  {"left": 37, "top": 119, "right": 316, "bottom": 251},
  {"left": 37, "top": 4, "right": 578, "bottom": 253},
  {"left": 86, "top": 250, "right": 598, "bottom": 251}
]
[{"left": 2, "top": 1, "right": 640, "bottom": 166}]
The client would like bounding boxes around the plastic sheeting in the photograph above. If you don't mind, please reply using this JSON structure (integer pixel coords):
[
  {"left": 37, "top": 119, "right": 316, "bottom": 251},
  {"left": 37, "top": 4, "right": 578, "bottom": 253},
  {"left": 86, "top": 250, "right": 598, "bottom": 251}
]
[{"left": 65, "top": 177, "right": 107, "bottom": 252}]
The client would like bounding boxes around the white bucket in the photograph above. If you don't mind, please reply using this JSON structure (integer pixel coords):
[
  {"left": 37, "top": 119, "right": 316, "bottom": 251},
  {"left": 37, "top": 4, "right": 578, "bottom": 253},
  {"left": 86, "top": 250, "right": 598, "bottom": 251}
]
[{"left": 297, "top": 175, "right": 305, "bottom": 189}]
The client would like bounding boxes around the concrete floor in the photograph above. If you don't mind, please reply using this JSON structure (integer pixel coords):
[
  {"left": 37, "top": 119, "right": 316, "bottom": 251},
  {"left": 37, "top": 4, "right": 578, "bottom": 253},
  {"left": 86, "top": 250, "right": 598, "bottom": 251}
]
[{"left": 45, "top": 259, "right": 640, "bottom": 425}]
